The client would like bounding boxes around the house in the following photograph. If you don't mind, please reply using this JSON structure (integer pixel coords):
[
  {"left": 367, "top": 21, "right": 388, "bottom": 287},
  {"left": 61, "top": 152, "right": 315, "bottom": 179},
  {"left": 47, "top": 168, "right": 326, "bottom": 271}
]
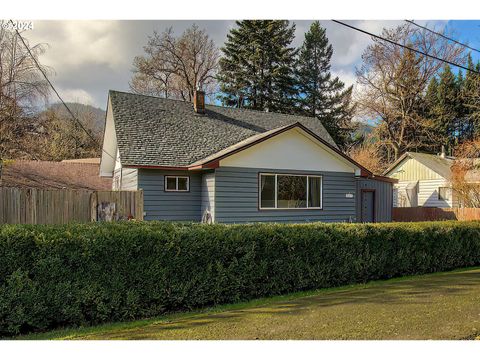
[
  {"left": 383, "top": 151, "right": 458, "bottom": 208},
  {"left": 100, "top": 90, "right": 396, "bottom": 223},
  {"left": 0, "top": 159, "right": 111, "bottom": 190},
  {"left": 62, "top": 158, "right": 101, "bottom": 165}
]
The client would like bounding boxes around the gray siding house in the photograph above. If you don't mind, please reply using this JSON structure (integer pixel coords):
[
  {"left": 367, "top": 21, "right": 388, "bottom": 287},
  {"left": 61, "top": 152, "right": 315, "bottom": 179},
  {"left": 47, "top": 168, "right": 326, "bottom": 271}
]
[{"left": 100, "top": 90, "right": 395, "bottom": 223}]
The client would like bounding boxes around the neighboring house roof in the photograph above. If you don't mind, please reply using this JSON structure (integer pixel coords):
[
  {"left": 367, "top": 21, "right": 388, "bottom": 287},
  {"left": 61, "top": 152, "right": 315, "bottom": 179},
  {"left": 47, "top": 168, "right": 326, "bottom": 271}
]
[
  {"left": 0, "top": 160, "right": 111, "bottom": 190},
  {"left": 383, "top": 152, "right": 454, "bottom": 179},
  {"left": 62, "top": 157, "right": 101, "bottom": 164},
  {"left": 108, "top": 90, "right": 338, "bottom": 168}
]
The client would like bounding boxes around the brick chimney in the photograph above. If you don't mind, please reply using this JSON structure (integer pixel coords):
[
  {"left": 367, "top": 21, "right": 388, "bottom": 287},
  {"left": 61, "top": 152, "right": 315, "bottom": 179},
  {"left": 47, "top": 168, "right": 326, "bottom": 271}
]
[{"left": 194, "top": 90, "right": 205, "bottom": 114}]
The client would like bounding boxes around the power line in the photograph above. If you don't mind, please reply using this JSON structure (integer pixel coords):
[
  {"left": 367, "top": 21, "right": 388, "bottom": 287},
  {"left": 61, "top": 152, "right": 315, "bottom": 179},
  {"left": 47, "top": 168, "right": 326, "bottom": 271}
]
[
  {"left": 9, "top": 20, "right": 116, "bottom": 162},
  {"left": 405, "top": 20, "right": 480, "bottom": 54},
  {"left": 332, "top": 20, "right": 480, "bottom": 75}
]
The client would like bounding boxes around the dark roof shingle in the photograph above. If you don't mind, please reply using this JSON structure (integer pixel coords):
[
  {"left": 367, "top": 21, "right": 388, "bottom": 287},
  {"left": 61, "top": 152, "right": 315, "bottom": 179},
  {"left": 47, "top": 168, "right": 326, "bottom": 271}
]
[{"left": 109, "top": 90, "right": 337, "bottom": 167}]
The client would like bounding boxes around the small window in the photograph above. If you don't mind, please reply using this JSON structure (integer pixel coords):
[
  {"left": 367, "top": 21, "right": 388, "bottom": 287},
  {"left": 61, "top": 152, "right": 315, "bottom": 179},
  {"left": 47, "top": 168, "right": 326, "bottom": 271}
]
[
  {"left": 438, "top": 187, "right": 450, "bottom": 201},
  {"left": 165, "top": 176, "right": 189, "bottom": 192}
]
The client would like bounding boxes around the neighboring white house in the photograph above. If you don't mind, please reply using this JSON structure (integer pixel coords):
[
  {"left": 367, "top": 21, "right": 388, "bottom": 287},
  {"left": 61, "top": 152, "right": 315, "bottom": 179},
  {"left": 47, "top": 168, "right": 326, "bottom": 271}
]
[{"left": 383, "top": 151, "right": 457, "bottom": 208}]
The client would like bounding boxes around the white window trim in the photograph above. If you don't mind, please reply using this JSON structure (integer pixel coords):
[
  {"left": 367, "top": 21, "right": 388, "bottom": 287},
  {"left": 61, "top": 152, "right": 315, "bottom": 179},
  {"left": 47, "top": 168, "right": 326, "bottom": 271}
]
[
  {"left": 165, "top": 176, "right": 190, "bottom": 192},
  {"left": 259, "top": 173, "right": 323, "bottom": 210},
  {"left": 438, "top": 186, "right": 451, "bottom": 201}
]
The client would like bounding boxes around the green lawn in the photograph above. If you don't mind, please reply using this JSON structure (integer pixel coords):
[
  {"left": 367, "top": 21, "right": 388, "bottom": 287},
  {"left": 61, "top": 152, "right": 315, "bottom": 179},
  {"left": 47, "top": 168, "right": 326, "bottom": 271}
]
[{"left": 20, "top": 267, "right": 480, "bottom": 340}]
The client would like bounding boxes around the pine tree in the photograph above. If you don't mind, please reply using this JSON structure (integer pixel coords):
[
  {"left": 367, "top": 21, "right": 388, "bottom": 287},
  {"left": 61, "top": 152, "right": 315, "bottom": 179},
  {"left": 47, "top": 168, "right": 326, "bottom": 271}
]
[
  {"left": 455, "top": 69, "right": 469, "bottom": 141},
  {"left": 423, "top": 76, "right": 441, "bottom": 150},
  {"left": 425, "top": 76, "right": 439, "bottom": 117},
  {"left": 294, "top": 21, "right": 356, "bottom": 149},
  {"left": 460, "top": 54, "right": 480, "bottom": 140},
  {"left": 218, "top": 20, "right": 297, "bottom": 113},
  {"left": 434, "top": 65, "right": 460, "bottom": 149}
]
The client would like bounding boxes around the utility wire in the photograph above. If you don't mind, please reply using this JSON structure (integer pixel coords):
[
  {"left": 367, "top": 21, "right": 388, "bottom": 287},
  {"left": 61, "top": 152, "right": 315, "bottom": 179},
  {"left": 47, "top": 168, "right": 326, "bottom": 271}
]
[
  {"left": 332, "top": 20, "right": 480, "bottom": 75},
  {"left": 405, "top": 20, "right": 480, "bottom": 54},
  {"left": 9, "top": 20, "right": 116, "bottom": 161}
]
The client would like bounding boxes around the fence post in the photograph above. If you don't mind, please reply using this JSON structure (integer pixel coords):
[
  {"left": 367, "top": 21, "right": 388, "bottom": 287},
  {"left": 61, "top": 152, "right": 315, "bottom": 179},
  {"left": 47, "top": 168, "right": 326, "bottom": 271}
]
[{"left": 90, "top": 191, "right": 97, "bottom": 222}]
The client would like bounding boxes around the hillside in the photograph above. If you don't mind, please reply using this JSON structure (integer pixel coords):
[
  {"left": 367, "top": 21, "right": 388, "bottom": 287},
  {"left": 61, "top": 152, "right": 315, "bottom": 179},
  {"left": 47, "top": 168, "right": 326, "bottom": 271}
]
[{"left": 46, "top": 103, "right": 106, "bottom": 135}]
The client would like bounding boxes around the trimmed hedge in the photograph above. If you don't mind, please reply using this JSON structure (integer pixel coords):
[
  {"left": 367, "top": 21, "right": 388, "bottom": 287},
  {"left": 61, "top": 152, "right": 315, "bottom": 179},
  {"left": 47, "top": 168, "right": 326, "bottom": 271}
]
[{"left": 1, "top": 220, "right": 480, "bottom": 336}]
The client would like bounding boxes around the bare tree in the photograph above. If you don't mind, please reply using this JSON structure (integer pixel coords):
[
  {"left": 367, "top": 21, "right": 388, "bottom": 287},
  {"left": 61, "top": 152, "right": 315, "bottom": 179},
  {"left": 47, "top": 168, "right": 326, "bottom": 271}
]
[
  {"left": 0, "top": 25, "right": 51, "bottom": 159},
  {"left": 348, "top": 141, "right": 386, "bottom": 174},
  {"left": 355, "top": 23, "right": 466, "bottom": 161},
  {"left": 130, "top": 24, "right": 219, "bottom": 101},
  {"left": 37, "top": 105, "right": 101, "bottom": 161},
  {"left": 451, "top": 138, "right": 480, "bottom": 207}
]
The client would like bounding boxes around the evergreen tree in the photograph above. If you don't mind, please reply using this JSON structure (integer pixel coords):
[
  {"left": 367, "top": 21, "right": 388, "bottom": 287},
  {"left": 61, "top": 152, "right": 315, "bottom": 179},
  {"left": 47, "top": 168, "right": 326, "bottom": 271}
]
[
  {"left": 434, "top": 65, "right": 460, "bottom": 149},
  {"left": 424, "top": 76, "right": 439, "bottom": 117},
  {"left": 218, "top": 20, "right": 297, "bottom": 113},
  {"left": 460, "top": 54, "right": 480, "bottom": 140},
  {"left": 423, "top": 76, "right": 441, "bottom": 150},
  {"left": 294, "top": 21, "right": 356, "bottom": 149}
]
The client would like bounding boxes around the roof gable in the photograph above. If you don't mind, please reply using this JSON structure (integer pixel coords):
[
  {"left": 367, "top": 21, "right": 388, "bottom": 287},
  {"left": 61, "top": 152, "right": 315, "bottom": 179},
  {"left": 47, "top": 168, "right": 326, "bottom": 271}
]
[
  {"left": 191, "top": 122, "right": 368, "bottom": 173},
  {"left": 384, "top": 152, "right": 453, "bottom": 180},
  {"left": 217, "top": 126, "right": 359, "bottom": 173}
]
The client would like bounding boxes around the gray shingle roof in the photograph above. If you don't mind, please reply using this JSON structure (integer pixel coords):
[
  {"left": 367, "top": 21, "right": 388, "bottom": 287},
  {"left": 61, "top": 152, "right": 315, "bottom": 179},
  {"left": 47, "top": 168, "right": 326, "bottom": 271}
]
[{"left": 109, "top": 90, "right": 337, "bottom": 167}]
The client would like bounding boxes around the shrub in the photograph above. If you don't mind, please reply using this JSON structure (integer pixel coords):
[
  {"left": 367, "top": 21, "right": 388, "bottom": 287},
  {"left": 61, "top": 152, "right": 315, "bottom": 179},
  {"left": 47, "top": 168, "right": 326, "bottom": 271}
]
[{"left": 1, "top": 220, "right": 480, "bottom": 337}]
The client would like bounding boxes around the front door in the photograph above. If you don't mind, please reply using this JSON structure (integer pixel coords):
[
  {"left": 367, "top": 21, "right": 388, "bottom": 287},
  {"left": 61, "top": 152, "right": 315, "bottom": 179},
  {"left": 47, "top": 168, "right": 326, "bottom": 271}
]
[{"left": 361, "top": 190, "right": 375, "bottom": 223}]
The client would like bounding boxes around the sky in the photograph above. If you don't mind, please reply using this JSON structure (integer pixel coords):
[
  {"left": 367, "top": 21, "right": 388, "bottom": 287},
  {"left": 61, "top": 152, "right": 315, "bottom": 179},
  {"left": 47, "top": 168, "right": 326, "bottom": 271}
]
[{"left": 23, "top": 20, "right": 480, "bottom": 110}]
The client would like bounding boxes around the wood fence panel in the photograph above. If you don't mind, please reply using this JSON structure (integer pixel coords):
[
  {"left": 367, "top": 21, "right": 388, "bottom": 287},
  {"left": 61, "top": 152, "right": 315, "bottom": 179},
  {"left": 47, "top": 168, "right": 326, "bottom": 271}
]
[
  {"left": 393, "top": 207, "right": 480, "bottom": 222},
  {"left": 0, "top": 188, "right": 144, "bottom": 224}
]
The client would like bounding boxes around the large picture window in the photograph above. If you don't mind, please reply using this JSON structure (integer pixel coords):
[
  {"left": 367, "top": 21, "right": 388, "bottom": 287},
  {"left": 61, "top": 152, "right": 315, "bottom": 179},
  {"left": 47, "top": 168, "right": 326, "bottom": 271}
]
[{"left": 259, "top": 173, "right": 322, "bottom": 209}]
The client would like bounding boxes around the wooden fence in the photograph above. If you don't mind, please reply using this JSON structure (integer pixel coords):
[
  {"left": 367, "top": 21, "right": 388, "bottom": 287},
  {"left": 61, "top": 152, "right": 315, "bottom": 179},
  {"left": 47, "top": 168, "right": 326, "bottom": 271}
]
[
  {"left": 0, "top": 188, "right": 143, "bottom": 224},
  {"left": 392, "top": 207, "right": 480, "bottom": 222}
]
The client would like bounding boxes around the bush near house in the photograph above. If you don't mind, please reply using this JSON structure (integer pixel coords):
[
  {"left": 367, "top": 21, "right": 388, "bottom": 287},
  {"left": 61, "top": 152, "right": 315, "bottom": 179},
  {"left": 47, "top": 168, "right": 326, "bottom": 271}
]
[{"left": 1, "top": 221, "right": 480, "bottom": 337}]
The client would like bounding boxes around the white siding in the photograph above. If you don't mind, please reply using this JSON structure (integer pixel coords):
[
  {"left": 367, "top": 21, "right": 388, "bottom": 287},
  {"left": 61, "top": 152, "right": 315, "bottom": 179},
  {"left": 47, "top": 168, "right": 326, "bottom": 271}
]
[
  {"left": 112, "top": 167, "right": 138, "bottom": 191},
  {"left": 219, "top": 128, "right": 357, "bottom": 173},
  {"left": 418, "top": 179, "right": 454, "bottom": 207},
  {"left": 201, "top": 172, "right": 215, "bottom": 222},
  {"left": 389, "top": 158, "right": 443, "bottom": 181},
  {"left": 394, "top": 179, "right": 456, "bottom": 208},
  {"left": 120, "top": 168, "right": 138, "bottom": 190},
  {"left": 99, "top": 97, "right": 117, "bottom": 177},
  {"left": 394, "top": 180, "right": 418, "bottom": 207}
]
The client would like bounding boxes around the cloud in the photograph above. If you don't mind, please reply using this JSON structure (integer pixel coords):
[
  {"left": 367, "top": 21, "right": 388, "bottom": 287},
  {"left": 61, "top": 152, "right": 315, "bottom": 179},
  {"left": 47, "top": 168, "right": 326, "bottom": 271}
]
[
  {"left": 28, "top": 21, "right": 126, "bottom": 70},
  {"left": 332, "top": 69, "right": 357, "bottom": 88},
  {"left": 22, "top": 20, "right": 453, "bottom": 109},
  {"left": 50, "top": 87, "right": 97, "bottom": 106}
]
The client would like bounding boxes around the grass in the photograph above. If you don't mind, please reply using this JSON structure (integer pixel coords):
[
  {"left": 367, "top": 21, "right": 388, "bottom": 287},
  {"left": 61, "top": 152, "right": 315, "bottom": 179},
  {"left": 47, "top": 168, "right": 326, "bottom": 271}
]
[{"left": 18, "top": 267, "right": 480, "bottom": 340}]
